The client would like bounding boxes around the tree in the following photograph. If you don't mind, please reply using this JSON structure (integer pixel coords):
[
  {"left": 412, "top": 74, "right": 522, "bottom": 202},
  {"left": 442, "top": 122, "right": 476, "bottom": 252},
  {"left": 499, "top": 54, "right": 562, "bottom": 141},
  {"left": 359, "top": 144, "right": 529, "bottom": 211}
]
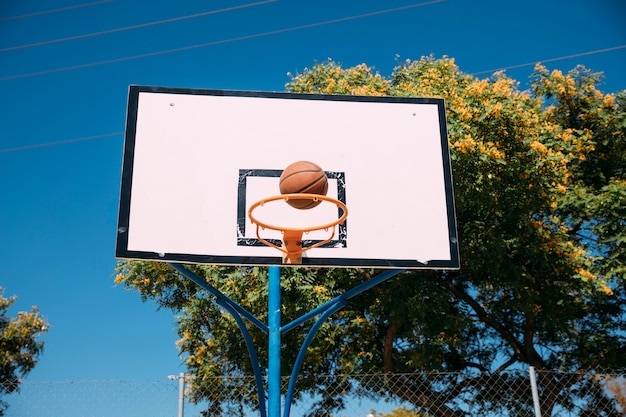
[
  {"left": 531, "top": 64, "right": 626, "bottom": 290},
  {"left": 115, "top": 56, "right": 625, "bottom": 416},
  {"left": 0, "top": 289, "right": 48, "bottom": 415}
]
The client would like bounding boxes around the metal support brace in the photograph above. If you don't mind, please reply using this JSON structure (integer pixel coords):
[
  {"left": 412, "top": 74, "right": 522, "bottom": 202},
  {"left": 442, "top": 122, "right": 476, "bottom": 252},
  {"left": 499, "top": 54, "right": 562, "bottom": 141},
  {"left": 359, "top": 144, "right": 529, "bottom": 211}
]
[
  {"left": 282, "top": 269, "right": 403, "bottom": 417},
  {"left": 169, "top": 263, "right": 268, "bottom": 417},
  {"left": 170, "top": 263, "right": 404, "bottom": 417}
]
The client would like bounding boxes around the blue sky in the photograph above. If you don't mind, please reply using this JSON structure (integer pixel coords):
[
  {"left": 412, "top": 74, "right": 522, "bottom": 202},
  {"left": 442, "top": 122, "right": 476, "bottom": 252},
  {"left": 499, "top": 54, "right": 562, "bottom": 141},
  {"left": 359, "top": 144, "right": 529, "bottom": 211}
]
[{"left": 1, "top": 0, "right": 625, "bottom": 385}]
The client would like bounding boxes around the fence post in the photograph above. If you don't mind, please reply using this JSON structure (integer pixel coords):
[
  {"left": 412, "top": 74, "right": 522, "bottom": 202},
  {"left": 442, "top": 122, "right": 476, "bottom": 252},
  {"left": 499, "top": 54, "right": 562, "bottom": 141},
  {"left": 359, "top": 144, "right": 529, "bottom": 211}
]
[
  {"left": 178, "top": 372, "right": 186, "bottom": 417},
  {"left": 168, "top": 373, "right": 186, "bottom": 417},
  {"left": 529, "top": 366, "right": 541, "bottom": 417}
]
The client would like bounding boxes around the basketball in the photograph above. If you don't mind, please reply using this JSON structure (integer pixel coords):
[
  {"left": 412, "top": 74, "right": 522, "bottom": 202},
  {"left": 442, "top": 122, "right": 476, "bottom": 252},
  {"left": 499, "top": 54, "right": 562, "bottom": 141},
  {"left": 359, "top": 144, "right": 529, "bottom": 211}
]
[{"left": 279, "top": 161, "right": 328, "bottom": 209}]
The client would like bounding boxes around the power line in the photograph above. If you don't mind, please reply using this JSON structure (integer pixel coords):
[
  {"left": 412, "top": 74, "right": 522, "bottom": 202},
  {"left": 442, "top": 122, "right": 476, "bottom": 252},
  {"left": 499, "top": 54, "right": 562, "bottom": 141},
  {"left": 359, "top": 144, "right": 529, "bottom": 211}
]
[
  {"left": 0, "top": 0, "right": 445, "bottom": 81},
  {"left": 0, "top": 132, "right": 123, "bottom": 154},
  {"left": 472, "top": 44, "right": 626, "bottom": 76},
  {"left": 0, "top": 0, "right": 278, "bottom": 53},
  {"left": 0, "top": 1, "right": 447, "bottom": 154},
  {"left": 2, "top": 41, "right": 623, "bottom": 154},
  {"left": 0, "top": 0, "right": 114, "bottom": 22},
  {"left": 1, "top": 2, "right": 623, "bottom": 154}
]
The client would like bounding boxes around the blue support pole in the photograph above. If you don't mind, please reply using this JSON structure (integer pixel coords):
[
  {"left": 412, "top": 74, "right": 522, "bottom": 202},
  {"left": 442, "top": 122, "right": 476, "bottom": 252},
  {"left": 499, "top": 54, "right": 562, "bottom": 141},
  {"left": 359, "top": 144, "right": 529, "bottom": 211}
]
[{"left": 268, "top": 265, "right": 281, "bottom": 417}]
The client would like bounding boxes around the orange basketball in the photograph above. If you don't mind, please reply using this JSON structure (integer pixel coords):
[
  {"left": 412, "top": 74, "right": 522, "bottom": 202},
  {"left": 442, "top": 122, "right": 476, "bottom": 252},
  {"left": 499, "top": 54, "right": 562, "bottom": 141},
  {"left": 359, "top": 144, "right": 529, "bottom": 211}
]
[{"left": 279, "top": 161, "right": 328, "bottom": 209}]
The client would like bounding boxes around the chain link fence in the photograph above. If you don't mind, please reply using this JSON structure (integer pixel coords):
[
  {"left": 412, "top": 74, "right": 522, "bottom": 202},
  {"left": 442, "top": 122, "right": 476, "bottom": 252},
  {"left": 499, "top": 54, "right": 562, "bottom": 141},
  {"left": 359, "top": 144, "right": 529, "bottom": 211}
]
[{"left": 3, "top": 369, "right": 625, "bottom": 417}]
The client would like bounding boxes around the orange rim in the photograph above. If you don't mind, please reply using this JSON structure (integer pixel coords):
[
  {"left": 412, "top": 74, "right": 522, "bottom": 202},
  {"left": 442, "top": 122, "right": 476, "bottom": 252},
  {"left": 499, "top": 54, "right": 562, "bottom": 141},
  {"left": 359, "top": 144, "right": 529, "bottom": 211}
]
[{"left": 248, "top": 194, "right": 348, "bottom": 233}]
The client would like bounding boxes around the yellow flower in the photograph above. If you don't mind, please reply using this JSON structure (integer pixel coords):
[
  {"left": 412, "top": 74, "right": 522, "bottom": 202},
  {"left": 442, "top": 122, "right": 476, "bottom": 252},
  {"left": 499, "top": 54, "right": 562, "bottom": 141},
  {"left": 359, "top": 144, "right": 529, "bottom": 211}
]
[
  {"left": 530, "top": 141, "right": 548, "bottom": 154},
  {"left": 576, "top": 268, "right": 596, "bottom": 281},
  {"left": 492, "top": 79, "right": 513, "bottom": 96},
  {"left": 601, "top": 283, "right": 614, "bottom": 296},
  {"left": 453, "top": 135, "right": 477, "bottom": 153},
  {"left": 492, "top": 102, "right": 503, "bottom": 117},
  {"left": 603, "top": 94, "right": 615, "bottom": 107},
  {"left": 551, "top": 69, "right": 564, "bottom": 80},
  {"left": 468, "top": 79, "right": 489, "bottom": 95},
  {"left": 313, "top": 285, "right": 328, "bottom": 295}
]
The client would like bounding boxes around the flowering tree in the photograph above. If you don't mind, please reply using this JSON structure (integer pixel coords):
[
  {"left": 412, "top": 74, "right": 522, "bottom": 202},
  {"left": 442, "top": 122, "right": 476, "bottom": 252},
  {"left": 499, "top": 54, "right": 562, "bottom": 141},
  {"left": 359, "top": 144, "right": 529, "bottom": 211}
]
[
  {"left": 116, "top": 57, "right": 625, "bottom": 416},
  {"left": 0, "top": 289, "right": 48, "bottom": 415}
]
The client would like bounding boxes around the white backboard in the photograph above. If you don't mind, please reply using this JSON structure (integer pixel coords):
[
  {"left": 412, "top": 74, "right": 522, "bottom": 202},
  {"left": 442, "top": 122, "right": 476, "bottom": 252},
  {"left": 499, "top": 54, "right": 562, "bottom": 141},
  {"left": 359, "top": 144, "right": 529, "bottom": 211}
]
[{"left": 116, "top": 86, "right": 459, "bottom": 269}]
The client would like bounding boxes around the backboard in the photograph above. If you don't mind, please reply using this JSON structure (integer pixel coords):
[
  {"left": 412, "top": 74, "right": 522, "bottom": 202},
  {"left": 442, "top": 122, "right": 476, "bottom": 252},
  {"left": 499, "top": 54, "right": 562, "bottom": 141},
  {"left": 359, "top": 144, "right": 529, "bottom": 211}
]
[{"left": 116, "top": 86, "right": 459, "bottom": 269}]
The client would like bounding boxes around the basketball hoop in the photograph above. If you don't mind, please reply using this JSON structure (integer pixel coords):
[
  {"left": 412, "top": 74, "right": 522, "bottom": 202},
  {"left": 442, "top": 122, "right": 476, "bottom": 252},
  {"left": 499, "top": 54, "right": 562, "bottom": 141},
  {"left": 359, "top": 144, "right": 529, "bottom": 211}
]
[{"left": 248, "top": 194, "right": 348, "bottom": 264}]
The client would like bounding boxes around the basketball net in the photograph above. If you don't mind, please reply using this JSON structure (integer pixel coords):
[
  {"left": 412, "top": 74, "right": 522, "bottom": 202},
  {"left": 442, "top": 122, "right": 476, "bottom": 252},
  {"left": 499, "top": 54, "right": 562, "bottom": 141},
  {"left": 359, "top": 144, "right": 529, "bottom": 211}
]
[{"left": 248, "top": 194, "right": 348, "bottom": 264}]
